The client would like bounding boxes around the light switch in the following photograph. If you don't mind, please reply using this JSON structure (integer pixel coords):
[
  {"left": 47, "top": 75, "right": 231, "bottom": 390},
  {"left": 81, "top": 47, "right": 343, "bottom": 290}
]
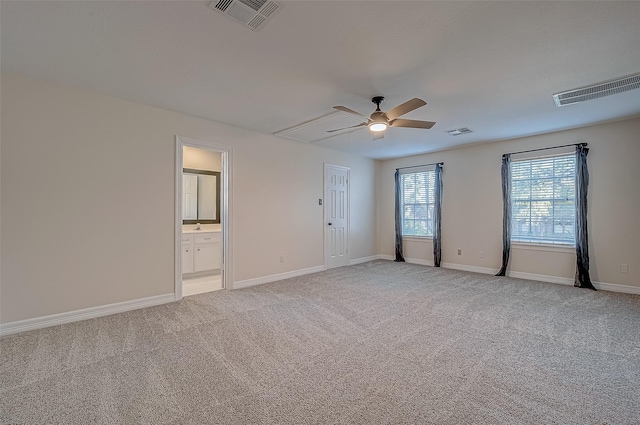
[{"left": 318, "top": 199, "right": 323, "bottom": 205}]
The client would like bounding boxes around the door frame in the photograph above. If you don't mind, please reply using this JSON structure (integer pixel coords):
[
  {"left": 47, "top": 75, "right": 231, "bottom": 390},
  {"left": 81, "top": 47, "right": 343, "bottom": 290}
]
[
  {"left": 324, "top": 163, "right": 351, "bottom": 269},
  {"left": 175, "top": 136, "right": 233, "bottom": 300}
]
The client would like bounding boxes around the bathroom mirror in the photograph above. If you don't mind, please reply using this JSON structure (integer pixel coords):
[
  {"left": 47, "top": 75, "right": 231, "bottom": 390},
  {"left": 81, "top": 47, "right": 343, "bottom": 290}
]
[{"left": 182, "top": 168, "right": 221, "bottom": 224}]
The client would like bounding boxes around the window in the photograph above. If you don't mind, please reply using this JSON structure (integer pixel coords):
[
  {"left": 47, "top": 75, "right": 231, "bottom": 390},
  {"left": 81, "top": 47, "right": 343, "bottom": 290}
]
[
  {"left": 511, "top": 153, "right": 576, "bottom": 245},
  {"left": 400, "top": 169, "right": 435, "bottom": 236}
]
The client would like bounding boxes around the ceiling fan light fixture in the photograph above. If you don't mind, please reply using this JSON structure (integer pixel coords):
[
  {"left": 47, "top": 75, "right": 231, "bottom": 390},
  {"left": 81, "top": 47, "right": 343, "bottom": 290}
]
[
  {"left": 328, "top": 96, "right": 435, "bottom": 136},
  {"left": 369, "top": 122, "right": 388, "bottom": 132}
]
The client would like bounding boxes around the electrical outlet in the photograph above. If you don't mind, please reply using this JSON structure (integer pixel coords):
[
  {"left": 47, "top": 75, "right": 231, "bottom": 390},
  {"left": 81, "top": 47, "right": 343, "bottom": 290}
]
[
  {"left": 620, "top": 264, "right": 629, "bottom": 274},
  {"left": 280, "top": 255, "right": 285, "bottom": 264},
  {"left": 457, "top": 249, "right": 462, "bottom": 256},
  {"left": 479, "top": 251, "right": 485, "bottom": 258}
]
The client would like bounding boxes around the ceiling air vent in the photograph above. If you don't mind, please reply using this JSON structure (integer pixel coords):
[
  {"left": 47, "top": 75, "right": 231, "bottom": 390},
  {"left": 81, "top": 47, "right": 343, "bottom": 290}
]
[
  {"left": 209, "top": 0, "right": 282, "bottom": 31},
  {"left": 445, "top": 127, "right": 473, "bottom": 136},
  {"left": 553, "top": 73, "right": 640, "bottom": 107}
]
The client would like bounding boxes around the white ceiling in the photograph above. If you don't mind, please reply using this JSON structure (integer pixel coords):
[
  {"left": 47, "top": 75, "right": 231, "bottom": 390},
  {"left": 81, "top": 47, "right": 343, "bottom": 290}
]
[{"left": 2, "top": 1, "right": 640, "bottom": 159}]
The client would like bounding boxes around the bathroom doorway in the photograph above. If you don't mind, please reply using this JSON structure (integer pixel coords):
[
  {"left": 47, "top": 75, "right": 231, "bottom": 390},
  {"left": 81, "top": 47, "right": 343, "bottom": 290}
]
[{"left": 175, "top": 136, "right": 232, "bottom": 300}]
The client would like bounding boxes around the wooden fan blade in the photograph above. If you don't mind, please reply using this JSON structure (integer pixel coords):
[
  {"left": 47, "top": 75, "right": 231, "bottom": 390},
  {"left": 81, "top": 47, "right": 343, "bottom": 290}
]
[
  {"left": 333, "top": 106, "right": 370, "bottom": 120},
  {"left": 385, "top": 98, "right": 427, "bottom": 121},
  {"left": 373, "top": 131, "right": 385, "bottom": 141},
  {"left": 390, "top": 118, "right": 436, "bottom": 129},
  {"left": 326, "top": 122, "right": 367, "bottom": 133}
]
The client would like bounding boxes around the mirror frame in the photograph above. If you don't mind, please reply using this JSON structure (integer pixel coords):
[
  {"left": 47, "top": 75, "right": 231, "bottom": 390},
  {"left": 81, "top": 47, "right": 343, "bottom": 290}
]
[{"left": 183, "top": 168, "right": 221, "bottom": 224}]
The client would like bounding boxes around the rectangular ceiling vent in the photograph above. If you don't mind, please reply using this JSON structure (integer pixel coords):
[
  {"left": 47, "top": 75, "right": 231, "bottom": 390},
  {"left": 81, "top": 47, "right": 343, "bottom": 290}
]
[
  {"left": 209, "top": 0, "right": 282, "bottom": 31},
  {"left": 445, "top": 127, "right": 473, "bottom": 136},
  {"left": 553, "top": 73, "right": 640, "bottom": 107}
]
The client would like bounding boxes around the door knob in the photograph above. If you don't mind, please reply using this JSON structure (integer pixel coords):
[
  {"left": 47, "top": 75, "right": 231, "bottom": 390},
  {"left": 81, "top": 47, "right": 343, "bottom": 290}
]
[{"left": 328, "top": 222, "right": 332, "bottom": 225}]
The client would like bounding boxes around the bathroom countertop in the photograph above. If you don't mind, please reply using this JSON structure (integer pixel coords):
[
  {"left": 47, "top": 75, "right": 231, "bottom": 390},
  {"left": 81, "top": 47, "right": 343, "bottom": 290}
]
[{"left": 182, "top": 228, "right": 221, "bottom": 234}]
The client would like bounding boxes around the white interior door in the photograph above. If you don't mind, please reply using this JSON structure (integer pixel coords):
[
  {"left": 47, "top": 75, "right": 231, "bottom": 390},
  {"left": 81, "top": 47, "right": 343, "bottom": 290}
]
[{"left": 325, "top": 164, "right": 350, "bottom": 268}]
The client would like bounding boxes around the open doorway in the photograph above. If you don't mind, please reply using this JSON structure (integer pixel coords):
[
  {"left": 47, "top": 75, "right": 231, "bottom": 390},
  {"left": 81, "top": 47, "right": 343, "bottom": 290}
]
[{"left": 175, "top": 136, "right": 232, "bottom": 300}]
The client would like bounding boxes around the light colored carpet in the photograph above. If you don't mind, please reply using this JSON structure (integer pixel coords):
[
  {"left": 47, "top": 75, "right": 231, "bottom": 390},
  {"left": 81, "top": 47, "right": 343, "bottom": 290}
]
[{"left": 1, "top": 260, "right": 639, "bottom": 424}]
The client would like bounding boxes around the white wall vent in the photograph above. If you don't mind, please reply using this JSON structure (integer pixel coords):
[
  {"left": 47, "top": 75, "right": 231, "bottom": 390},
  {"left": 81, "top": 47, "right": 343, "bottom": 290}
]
[
  {"left": 553, "top": 73, "right": 640, "bottom": 107},
  {"left": 209, "top": 0, "right": 282, "bottom": 31},
  {"left": 445, "top": 127, "right": 473, "bottom": 136}
]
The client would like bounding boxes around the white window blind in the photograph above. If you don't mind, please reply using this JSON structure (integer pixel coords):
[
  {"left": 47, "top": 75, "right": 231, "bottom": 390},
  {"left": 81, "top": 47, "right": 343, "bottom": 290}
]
[
  {"left": 400, "top": 168, "right": 435, "bottom": 237},
  {"left": 511, "top": 153, "right": 576, "bottom": 245}
]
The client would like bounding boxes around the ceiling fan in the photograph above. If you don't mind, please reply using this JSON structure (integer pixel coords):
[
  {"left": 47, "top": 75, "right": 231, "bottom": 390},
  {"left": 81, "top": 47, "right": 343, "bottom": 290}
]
[{"left": 328, "top": 96, "right": 436, "bottom": 140}]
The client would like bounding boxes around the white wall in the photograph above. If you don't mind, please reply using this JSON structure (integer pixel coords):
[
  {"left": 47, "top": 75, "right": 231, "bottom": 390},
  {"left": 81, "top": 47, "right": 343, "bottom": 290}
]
[
  {"left": 3, "top": 71, "right": 636, "bottom": 326},
  {"left": 0, "top": 73, "right": 377, "bottom": 324},
  {"left": 183, "top": 146, "right": 221, "bottom": 172},
  {"left": 377, "top": 118, "right": 640, "bottom": 289}
]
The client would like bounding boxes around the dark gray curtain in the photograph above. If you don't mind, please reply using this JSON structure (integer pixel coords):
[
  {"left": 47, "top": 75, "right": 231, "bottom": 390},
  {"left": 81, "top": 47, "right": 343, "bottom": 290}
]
[
  {"left": 433, "top": 164, "right": 443, "bottom": 267},
  {"left": 394, "top": 170, "right": 405, "bottom": 262},
  {"left": 575, "top": 145, "right": 596, "bottom": 290},
  {"left": 496, "top": 154, "right": 511, "bottom": 276}
]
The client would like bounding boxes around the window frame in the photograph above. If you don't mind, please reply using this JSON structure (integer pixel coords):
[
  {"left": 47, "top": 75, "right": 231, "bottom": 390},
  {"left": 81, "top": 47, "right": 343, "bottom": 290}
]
[
  {"left": 398, "top": 166, "right": 436, "bottom": 238},
  {"left": 510, "top": 151, "right": 577, "bottom": 248}
]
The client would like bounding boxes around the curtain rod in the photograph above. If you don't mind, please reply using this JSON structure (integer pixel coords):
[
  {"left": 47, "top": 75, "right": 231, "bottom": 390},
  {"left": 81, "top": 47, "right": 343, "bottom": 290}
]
[
  {"left": 396, "top": 162, "right": 443, "bottom": 171},
  {"left": 504, "top": 142, "right": 587, "bottom": 157}
]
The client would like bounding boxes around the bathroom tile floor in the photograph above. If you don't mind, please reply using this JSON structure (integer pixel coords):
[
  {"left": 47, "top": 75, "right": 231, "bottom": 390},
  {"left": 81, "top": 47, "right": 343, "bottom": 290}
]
[{"left": 183, "top": 274, "right": 223, "bottom": 297}]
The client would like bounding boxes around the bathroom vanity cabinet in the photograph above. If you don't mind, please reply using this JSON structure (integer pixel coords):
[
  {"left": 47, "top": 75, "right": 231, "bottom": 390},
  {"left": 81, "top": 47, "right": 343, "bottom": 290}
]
[{"left": 182, "top": 231, "right": 221, "bottom": 275}]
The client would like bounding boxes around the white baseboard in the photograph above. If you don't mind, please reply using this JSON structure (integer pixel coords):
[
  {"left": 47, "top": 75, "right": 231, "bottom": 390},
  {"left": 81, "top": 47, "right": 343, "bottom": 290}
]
[
  {"left": 508, "top": 270, "right": 574, "bottom": 286},
  {"left": 4, "top": 261, "right": 635, "bottom": 338},
  {"left": 508, "top": 270, "right": 640, "bottom": 294},
  {"left": 233, "top": 265, "right": 326, "bottom": 290},
  {"left": 441, "top": 263, "right": 640, "bottom": 295},
  {"left": 405, "top": 257, "right": 435, "bottom": 267},
  {"left": 357, "top": 254, "right": 436, "bottom": 267},
  {"left": 369, "top": 255, "right": 435, "bottom": 267},
  {"left": 442, "top": 262, "right": 500, "bottom": 275},
  {"left": 369, "top": 255, "right": 430, "bottom": 264},
  {"left": 350, "top": 255, "right": 385, "bottom": 265},
  {"left": 235, "top": 257, "right": 392, "bottom": 291},
  {"left": 594, "top": 281, "right": 640, "bottom": 295},
  {"left": 0, "top": 293, "right": 175, "bottom": 337},
  {"left": 345, "top": 257, "right": 640, "bottom": 295}
]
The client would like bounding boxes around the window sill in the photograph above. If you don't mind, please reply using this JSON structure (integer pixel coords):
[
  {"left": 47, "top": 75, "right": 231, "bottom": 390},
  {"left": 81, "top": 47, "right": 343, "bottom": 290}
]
[
  {"left": 402, "top": 236, "right": 433, "bottom": 242},
  {"left": 512, "top": 242, "right": 575, "bottom": 254}
]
